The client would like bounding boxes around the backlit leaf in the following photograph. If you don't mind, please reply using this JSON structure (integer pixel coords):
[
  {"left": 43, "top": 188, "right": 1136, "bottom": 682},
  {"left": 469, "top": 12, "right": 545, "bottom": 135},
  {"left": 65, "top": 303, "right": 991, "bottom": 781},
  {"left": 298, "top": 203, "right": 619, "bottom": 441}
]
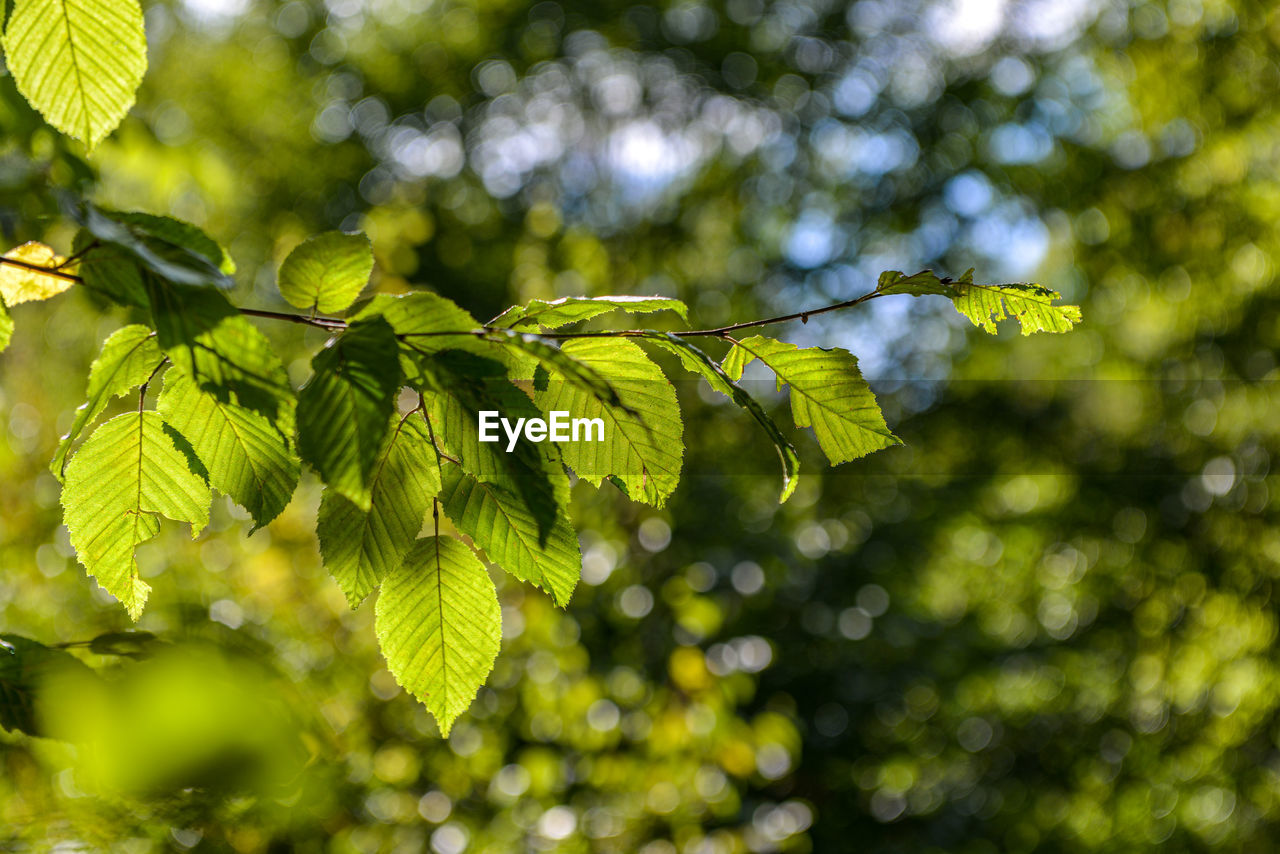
[
  {"left": 2, "top": 0, "right": 147, "bottom": 150},
  {"left": 440, "top": 463, "right": 579, "bottom": 606},
  {"left": 952, "top": 273, "right": 1083, "bottom": 335},
  {"left": 418, "top": 352, "right": 564, "bottom": 544},
  {"left": 277, "top": 231, "right": 373, "bottom": 314},
  {"left": 61, "top": 412, "right": 211, "bottom": 620},
  {"left": 158, "top": 367, "right": 300, "bottom": 530},
  {"left": 52, "top": 324, "right": 164, "bottom": 481},
  {"left": 723, "top": 336, "right": 899, "bottom": 465},
  {"left": 357, "top": 291, "right": 487, "bottom": 381},
  {"left": 297, "top": 317, "right": 401, "bottom": 509},
  {"left": 534, "top": 337, "right": 683, "bottom": 506},
  {"left": 0, "top": 242, "right": 74, "bottom": 305},
  {"left": 375, "top": 536, "right": 501, "bottom": 736},
  {"left": 317, "top": 415, "right": 440, "bottom": 607},
  {"left": 148, "top": 283, "right": 294, "bottom": 435}
]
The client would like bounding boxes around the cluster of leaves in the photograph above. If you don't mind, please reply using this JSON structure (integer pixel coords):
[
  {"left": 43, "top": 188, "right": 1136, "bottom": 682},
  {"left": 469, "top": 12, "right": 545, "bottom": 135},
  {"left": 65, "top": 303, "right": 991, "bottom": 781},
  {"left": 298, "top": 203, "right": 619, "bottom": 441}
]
[{"left": 0, "top": 211, "right": 1079, "bottom": 733}]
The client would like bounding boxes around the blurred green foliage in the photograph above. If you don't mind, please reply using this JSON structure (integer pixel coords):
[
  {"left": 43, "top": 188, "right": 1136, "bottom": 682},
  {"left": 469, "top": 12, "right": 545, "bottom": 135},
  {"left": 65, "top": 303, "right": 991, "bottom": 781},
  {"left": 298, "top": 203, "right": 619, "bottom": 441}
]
[{"left": 1, "top": 0, "right": 1279, "bottom": 851}]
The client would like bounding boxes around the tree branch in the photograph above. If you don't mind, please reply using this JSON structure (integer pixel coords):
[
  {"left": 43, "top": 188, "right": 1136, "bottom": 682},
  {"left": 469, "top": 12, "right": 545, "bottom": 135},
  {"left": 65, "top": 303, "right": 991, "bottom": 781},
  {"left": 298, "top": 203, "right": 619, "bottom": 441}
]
[
  {"left": 237, "top": 307, "right": 346, "bottom": 329},
  {"left": 0, "top": 254, "right": 886, "bottom": 340}
]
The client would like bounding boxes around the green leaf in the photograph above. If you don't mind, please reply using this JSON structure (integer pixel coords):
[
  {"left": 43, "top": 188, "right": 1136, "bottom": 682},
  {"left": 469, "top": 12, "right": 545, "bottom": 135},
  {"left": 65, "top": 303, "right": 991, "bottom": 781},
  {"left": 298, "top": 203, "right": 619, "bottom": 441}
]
[
  {"left": 75, "top": 241, "right": 148, "bottom": 308},
  {"left": 723, "top": 336, "right": 900, "bottom": 466},
  {"left": 157, "top": 366, "right": 300, "bottom": 530},
  {"left": 2, "top": 0, "right": 147, "bottom": 150},
  {"left": 357, "top": 291, "right": 487, "bottom": 381},
  {"left": 876, "top": 268, "right": 1082, "bottom": 334},
  {"left": 641, "top": 333, "right": 799, "bottom": 503},
  {"left": 533, "top": 337, "right": 683, "bottom": 506},
  {"left": 80, "top": 208, "right": 233, "bottom": 291},
  {"left": 148, "top": 283, "right": 295, "bottom": 434},
  {"left": 297, "top": 317, "right": 401, "bottom": 509},
  {"left": 491, "top": 295, "right": 688, "bottom": 330},
  {"left": 876, "top": 269, "right": 960, "bottom": 298},
  {"left": 952, "top": 272, "right": 1083, "bottom": 335},
  {"left": 418, "top": 351, "right": 564, "bottom": 543},
  {"left": 277, "top": 231, "right": 373, "bottom": 314},
  {"left": 61, "top": 412, "right": 211, "bottom": 620},
  {"left": 116, "top": 212, "right": 236, "bottom": 275},
  {"left": 0, "top": 635, "right": 97, "bottom": 737},
  {"left": 52, "top": 324, "right": 164, "bottom": 481},
  {"left": 357, "top": 291, "right": 480, "bottom": 339},
  {"left": 374, "top": 536, "right": 502, "bottom": 736},
  {"left": 317, "top": 415, "right": 440, "bottom": 607},
  {"left": 440, "top": 463, "right": 579, "bottom": 606},
  {"left": 482, "top": 329, "right": 622, "bottom": 406}
]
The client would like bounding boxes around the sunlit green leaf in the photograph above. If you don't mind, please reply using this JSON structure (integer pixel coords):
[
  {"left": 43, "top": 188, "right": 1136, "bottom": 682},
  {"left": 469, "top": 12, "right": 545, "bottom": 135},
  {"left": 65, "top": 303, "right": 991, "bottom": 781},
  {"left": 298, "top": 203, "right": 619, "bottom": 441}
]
[
  {"left": 52, "top": 324, "right": 164, "bottom": 481},
  {"left": 277, "top": 231, "right": 373, "bottom": 314},
  {"left": 951, "top": 270, "right": 1081, "bottom": 335},
  {"left": 440, "top": 462, "right": 579, "bottom": 606},
  {"left": 317, "top": 415, "right": 440, "bottom": 607},
  {"left": 374, "top": 536, "right": 501, "bottom": 737},
  {"left": 534, "top": 337, "right": 683, "bottom": 506},
  {"left": 61, "top": 412, "right": 211, "bottom": 620},
  {"left": 2, "top": 0, "right": 147, "bottom": 150},
  {"left": 418, "top": 352, "right": 565, "bottom": 544},
  {"left": 723, "top": 336, "right": 899, "bottom": 465},
  {"left": 297, "top": 317, "right": 401, "bottom": 509},
  {"left": 358, "top": 291, "right": 487, "bottom": 381},
  {"left": 157, "top": 366, "right": 300, "bottom": 530},
  {"left": 148, "top": 283, "right": 294, "bottom": 435}
]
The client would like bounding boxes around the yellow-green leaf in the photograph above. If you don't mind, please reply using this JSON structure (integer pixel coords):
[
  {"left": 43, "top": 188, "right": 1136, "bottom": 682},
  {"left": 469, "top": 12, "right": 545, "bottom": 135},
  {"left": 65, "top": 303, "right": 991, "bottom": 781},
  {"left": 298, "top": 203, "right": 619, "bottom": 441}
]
[
  {"left": 375, "top": 536, "right": 501, "bottom": 736},
  {"left": 51, "top": 324, "right": 164, "bottom": 481},
  {"left": 533, "top": 338, "right": 683, "bottom": 506},
  {"left": 317, "top": 415, "right": 441, "bottom": 608},
  {"left": 951, "top": 270, "right": 1081, "bottom": 335},
  {"left": 3, "top": 0, "right": 148, "bottom": 150},
  {"left": 157, "top": 367, "right": 300, "bottom": 531},
  {"left": 440, "top": 464, "right": 580, "bottom": 606},
  {"left": 277, "top": 231, "right": 373, "bottom": 314},
  {"left": 0, "top": 242, "right": 75, "bottom": 305},
  {"left": 61, "top": 412, "right": 211, "bottom": 620},
  {"left": 724, "top": 336, "right": 899, "bottom": 466}
]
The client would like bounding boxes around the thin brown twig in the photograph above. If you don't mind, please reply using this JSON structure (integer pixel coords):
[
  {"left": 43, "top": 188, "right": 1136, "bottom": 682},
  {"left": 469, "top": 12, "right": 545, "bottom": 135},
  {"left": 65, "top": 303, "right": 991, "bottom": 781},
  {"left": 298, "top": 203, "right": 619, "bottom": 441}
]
[
  {"left": 0, "top": 254, "right": 888, "bottom": 339},
  {"left": 0, "top": 255, "right": 83, "bottom": 283},
  {"left": 237, "top": 307, "right": 346, "bottom": 329}
]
